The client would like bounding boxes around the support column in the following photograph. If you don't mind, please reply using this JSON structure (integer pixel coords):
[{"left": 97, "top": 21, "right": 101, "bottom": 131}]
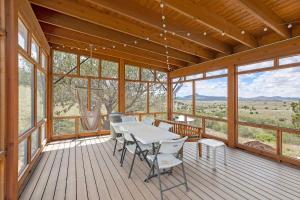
[
  {"left": 167, "top": 72, "right": 172, "bottom": 120},
  {"left": 5, "top": 0, "right": 19, "bottom": 199},
  {"left": 227, "top": 65, "right": 237, "bottom": 147},
  {"left": 119, "top": 59, "right": 125, "bottom": 113}
]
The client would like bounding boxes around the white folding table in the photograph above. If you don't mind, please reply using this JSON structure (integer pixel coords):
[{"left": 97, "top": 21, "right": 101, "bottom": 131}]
[{"left": 112, "top": 122, "right": 179, "bottom": 145}]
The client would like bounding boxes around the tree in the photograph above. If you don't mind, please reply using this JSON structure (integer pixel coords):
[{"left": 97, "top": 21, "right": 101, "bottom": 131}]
[{"left": 291, "top": 100, "right": 300, "bottom": 129}]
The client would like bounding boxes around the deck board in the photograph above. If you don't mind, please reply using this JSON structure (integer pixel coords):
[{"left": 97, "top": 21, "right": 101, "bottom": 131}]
[{"left": 19, "top": 136, "right": 300, "bottom": 200}]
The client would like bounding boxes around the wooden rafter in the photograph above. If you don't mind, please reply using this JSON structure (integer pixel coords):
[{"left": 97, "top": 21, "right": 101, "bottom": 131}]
[
  {"left": 233, "top": 0, "right": 290, "bottom": 38},
  {"left": 30, "top": 0, "right": 215, "bottom": 60},
  {"left": 41, "top": 23, "right": 188, "bottom": 68},
  {"left": 81, "top": 0, "right": 232, "bottom": 55},
  {"left": 162, "top": 0, "right": 257, "bottom": 48},
  {"left": 32, "top": 5, "right": 201, "bottom": 64},
  {"left": 47, "top": 35, "right": 172, "bottom": 69}
]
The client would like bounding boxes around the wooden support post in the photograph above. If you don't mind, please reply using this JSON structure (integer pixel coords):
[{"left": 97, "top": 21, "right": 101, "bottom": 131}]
[
  {"left": 167, "top": 72, "right": 172, "bottom": 120},
  {"left": 47, "top": 50, "right": 53, "bottom": 141},
  {"left": 192, "top": 80, "right": 195, "bottom": 116},
  {"left": 119, "top": 59, "right": 125, "bottom": 113},
  {"left": 5, "top": 0, "right": 19, "bottom": 199},
  {"left": 276, "top": 129, "right": 282, "bottom": 160},
  {"left": 227, "top": 65, "right": 237, "bottom": 148}
]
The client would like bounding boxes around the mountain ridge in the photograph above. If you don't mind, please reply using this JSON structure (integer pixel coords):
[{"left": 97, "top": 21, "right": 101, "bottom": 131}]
[{"left": 175, "top": 94, "right": 300, "bottom": 101}]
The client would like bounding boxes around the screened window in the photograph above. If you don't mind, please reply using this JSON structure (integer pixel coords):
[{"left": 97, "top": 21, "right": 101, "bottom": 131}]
[
  {"left": 149, "top": 83, "right": 167, "bottom": 112},
  {"left": 53, "top": 77, "right": 88, "bottom": 117},
  {"left": 18, "top": 19, "right": 28, "bottom": 51},
  {"left": 18, "top": 139, "right": 27, "bottom": 174},
  {"left": 238, "top": 67, "right": 300, "bottom": 129},
  {"left": 53, "top": 50, "right": 77, "bottom": 74},
  {"left": 91, "top": 80, "right": 118, "bottom": 114},
  {"left": 125, "top": 82, "right": 147, "bottom": 113},
  {"left": 41, "top": 52, "right": 47, "bottom": 69},
  {"left": 141, "top": 68, "right": 154, "bottom": 81},
  {"left": 173, "top": 82, "right": 193, "bottom": 114},
  {"left": 206, "top": 69, "right": 227, "bottom": 77},
  {"left": 125, "top": 64, "right": 139, "bottom": 80},
  {"left": 238, "top": 60, "right": 274, "bottom": 72},
  {"left": 31, "top": 129, "right": 39, "bottom": 157},
  {"left": 31, "top": 38, "right": 39, "bottom": 62},
  {"left": 101, "top": 60, "right": 118, "bottom": 78},
  {"left": 195, "top": 77, "right": 228, "bottom": 119},
  {"left": 186, "top": 74, "right": 203, "bottom": 80},
  {"left": 41, "top": 124, "right": 46, "bottom": 145},
  {"left": 80, "top": 56, "right": 99, "bottom": 77},
  {"left": 156, "top": 71, "right": 167, "bottom": 82},
  {"left": 37, "top": 70, "right": 46, "bottom": 121},
  {"left": 18, "top": 55, "right": 34, "bottom": 135},
  {"left": 53, "top": 119, "right": 75, "bottom": 135},
  {"left": 279, "top": 54, "right": 300, "bottom": 65}
]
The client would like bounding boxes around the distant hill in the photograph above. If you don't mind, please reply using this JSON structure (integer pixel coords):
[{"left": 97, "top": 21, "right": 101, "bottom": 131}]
[{"left": 175, "top": 94, "right": 300, "bottom": 101}]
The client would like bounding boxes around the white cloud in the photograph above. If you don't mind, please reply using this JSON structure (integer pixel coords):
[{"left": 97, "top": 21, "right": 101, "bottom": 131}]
[{"left": 238, "top": 67, "right": 300, "bottom": 98}]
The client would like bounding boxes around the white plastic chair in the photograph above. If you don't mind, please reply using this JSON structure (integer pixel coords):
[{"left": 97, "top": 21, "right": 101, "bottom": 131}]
[
  {"left": 121, "top": 115, "right": 137, "bottom": 122},
  {"left": 146, "top": 136, "right": 188, "bottom": 200},
  {"left": 142, "top": 118, "right": 154, "bottom": 125},
  {"left": 111, "top": 124, "right": 125, "bottom": 157},
  {"left": 158, "top": 122, "right": 173, "bottom": 131},
  {"left": 120, "top": 131, "right": 152, "bottom": 178}
]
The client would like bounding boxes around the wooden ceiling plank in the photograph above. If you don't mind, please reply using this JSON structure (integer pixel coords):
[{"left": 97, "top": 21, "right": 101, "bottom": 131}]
[
  {"left": 47, "top": 36, "right": 172, "bottom": 69},
  {"left": 30, "top": 0, "right": 214, "bottom": 60},
  {"left": 40, "top": 23, "right": 187, "bottom": 67},
  {"left": 163, "top": 0, "right": 257, "bottom": 48},
  {"left": 32, "top": 5, "right": 201, "bottom": 64},
  {"left": 82, "top": 0, "right": 232, "bottom": 55},
  {"left": 233, "top": 0, "right": 290, "bottom": 38}
]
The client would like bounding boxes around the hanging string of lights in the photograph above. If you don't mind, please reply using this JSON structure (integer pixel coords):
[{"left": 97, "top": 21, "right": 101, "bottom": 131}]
[{"left": 51, "top": 1, "right": 297, "bottom": 67}]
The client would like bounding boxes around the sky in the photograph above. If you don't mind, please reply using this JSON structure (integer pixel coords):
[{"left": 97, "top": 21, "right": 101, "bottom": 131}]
[{"left": 174, "top": 66, "right": 300, "bottom": 98}]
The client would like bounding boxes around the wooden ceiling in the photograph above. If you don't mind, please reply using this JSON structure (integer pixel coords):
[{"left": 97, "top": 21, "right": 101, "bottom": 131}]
[{"left": 30, "top": 0, "right": 300, "bottom": 70}]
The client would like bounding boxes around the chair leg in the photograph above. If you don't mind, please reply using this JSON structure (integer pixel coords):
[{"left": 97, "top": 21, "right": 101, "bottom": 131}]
[
  {"left": 224, "top": 145, "right": 227, "bottom": 166},
  {"left": 113, "top": 139, "right": 118, "bottom": 156},
  {"left": 129, "top": 149, "right": 137, "bottom": 178},
  {"left": 156, "top": 163, "right": 163, "bottom": 200},
  {"left": 121, "top": 148, "right": 127, "bottom": 167},
  {"left": 181, "top": 163, "right": 188, "bottom": 191},
  {"left": 120, "top": 141, "right": 126, "bottom": 164}
]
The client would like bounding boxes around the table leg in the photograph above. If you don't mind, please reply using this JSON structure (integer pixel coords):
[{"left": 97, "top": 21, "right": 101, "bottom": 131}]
[
  {"left": 196, "top": 143, "right": 199, "bottom": 160},
  {"left": 213, "top": 148, "right": 216, "bottom": 171},
  {"left": 206, "top": 145, "right": 210, "bottom": 159},
  {"left": 224, "top": 145, "right": 227, "bottom": 166}
]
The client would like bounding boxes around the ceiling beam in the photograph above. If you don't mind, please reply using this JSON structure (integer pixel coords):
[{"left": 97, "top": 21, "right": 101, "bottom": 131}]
[
  {"left": 40, "top": 23, "right": 188, "bottom": 68},
  {"left": 81, "top": 0, "right": 232, "bottom": 55},
  {"left": 30, "top": 0, "right": 215, "bottom": 60},
  {"left": 162, "top": 0, "right": 257, "bottom": 48},
  {"left": 32, "top": 5, "right": 201, "bottom": 64},
  {"left": 47, "top": 35, "right": 173, "bottom": 69},
  {"left": 232, "top": 0, "right": 290, "bottom": 38}
]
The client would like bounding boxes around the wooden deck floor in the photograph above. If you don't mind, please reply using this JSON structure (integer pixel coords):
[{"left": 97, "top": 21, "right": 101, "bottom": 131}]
[{"left": 19, "top": 136, "right": 300, "bottom": 200}]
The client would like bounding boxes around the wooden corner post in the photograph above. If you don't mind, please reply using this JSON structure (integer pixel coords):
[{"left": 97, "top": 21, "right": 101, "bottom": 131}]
[
  {"left": 119, "top": 59, "right": 125, "bottom": 113},
  {"left": 5, "top": 0, "right": 19, "bottom": 199}
]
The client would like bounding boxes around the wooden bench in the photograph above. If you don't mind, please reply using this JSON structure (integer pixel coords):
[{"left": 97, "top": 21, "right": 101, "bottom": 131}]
[{"left": 154, "top": 119, "right": 203, "bottom": 157}]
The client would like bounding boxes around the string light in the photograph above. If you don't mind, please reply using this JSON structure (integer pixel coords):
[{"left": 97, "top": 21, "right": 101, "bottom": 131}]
[
  {"left": 146, "top": 37, "right": 150, "bottom": 40},
  {"left": 187, "top": 32, "right": 191, "bottom": 36},
  {"left": 263, "top": 27, "right": 268, "bottom": 32},
  {"left": 241, "top": 30, "right": 245, "bottom": 35},
  {"left": 172, "top": 32, "right": 175, "bottom": 35},
  {"left": 123, "top": 44, "right": 127, "bottom": 47},
  {"left": 102, "top": 47, "right": 106, "bottom": 50},
  {"left": 203, "top": 32, "right": 207, "bottom": 36},
  {"left": 288, "top": 23, "right": 293, "bottom": 29},
  {"left": 134, "top": 40, "right": 138, "bottom": 44},
  {"left": 221, "top": 31, "right": 225, "bottom": 36}
]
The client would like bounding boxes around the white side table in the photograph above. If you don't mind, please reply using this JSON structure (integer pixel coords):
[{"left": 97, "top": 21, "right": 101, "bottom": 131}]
[{"left": 196, "top": 139, "right": 227, "bottom": 170}]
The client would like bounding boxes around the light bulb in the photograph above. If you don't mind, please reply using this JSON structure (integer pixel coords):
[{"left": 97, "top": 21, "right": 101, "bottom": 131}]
[
  {"left": 187, "top": 32, "right": 191, "bottom": 36},
  {"left": 203, "top": 32, "right": 207, "bottom": 36},
  {"left": 241, "top": 30, "right": 245, "bottom": 35},
  {"left": 288, "top": 23, "right": 292, "bottom": 29},
  {"left": 264, "top": 27, "right": 268, "bottom": 32}
]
